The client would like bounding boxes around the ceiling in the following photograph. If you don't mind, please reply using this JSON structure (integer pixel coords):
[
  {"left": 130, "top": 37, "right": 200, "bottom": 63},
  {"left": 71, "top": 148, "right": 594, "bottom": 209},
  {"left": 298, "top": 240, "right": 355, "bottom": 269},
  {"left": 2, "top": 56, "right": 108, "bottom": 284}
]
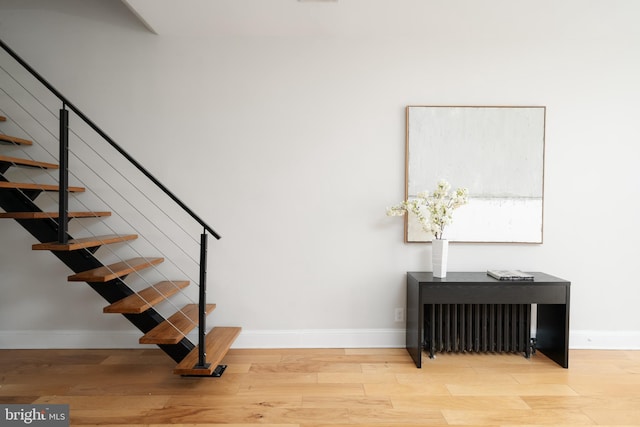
[
  {"left": 119, "top": 1, "right": 599, "bottom": 44},
  {"left": 120, "top": 0, "right": 484, "bottom": 38}
]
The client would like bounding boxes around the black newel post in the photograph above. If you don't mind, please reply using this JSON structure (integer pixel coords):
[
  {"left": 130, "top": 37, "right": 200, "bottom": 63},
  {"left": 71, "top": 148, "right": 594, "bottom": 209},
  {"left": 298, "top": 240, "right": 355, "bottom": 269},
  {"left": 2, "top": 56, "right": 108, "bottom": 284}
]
[
  {"left": 194, "top": 230, "right": 211, "bottom": 370},
  {"left": 58, "top": 105, "right": 69, "bottom": 244}
]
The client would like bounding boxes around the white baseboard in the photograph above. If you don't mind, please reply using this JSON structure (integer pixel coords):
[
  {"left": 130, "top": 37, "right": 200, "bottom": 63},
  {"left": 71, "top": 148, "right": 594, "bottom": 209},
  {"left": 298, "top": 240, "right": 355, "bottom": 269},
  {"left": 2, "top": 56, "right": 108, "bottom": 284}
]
[
  {"left": 0, "top": 330, "right": 145, "bottom": 349},
  {"left": 231, "top": 328, "right": 406, "bottom": 348},
  {"left": 569, "top": 330, "right": 640, "bottom": 350},
  {"left": 1, "top": 329, "right": 639, "bottom": 350}
]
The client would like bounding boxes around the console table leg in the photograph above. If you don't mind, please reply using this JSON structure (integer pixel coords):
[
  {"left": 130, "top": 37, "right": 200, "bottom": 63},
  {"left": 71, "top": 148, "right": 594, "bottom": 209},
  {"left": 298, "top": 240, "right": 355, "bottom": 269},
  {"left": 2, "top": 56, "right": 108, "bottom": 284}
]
[
  {"left": 525, "top": 304, "right": 532, "bottom": 359},
  {"left": 537, "top": 303, "right": 569, "bottom": 368},
  {"left": 406, "top": 275, "right": 422, "bottom": 368},
  {"left": 428, "top": 304, "right": 436, "bottom": 358}
]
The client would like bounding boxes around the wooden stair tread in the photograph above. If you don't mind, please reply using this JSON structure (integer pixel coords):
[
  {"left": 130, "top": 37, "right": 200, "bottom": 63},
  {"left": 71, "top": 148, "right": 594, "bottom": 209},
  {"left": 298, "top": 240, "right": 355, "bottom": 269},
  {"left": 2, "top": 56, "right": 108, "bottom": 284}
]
[
  {"left": 0, "top": 133, "right": 32, "bottom": 145},
  {"left": 0, "top": 211, "right": 111, "bottom": 219},
  {"left": 104, "top": 281, "right": 190, "bottom": 314},
  {"left": 0, "top": 155, "right": 58, "bottom": 169},
  {"left": 139, "top": 304, "right": 216, "bottom": 345},
  {"left": 173, "top": 327, "right": 242, "bottom": 376},
  {"left": 0, "top": 181, "right": 84, "bottom": 192},
  {"left": 68, "top": 257, "right": 164, "bottom": 282},
  {"left": 33, "top": 234, "right": 138, "bottom": 251},
  {"left": 0, "top": 116, "right": 6, "bottom": 122}
]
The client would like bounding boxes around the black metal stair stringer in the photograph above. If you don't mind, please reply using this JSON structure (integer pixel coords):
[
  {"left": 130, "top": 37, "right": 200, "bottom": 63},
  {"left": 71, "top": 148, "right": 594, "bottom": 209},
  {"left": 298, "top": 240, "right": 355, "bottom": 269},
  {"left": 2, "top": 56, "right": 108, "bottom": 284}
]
[
  {"left": 0, "top": 185, "right": 194, "bottom": 363},
  {"left": 86, "top": 279, "right": 195, "bottom": 363}
]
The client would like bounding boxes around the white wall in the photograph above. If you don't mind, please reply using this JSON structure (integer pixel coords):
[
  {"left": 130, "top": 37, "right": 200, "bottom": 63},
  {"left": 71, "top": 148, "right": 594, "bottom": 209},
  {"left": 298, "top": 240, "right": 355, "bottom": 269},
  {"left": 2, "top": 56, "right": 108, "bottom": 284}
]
[{"left": 1, "top": 0, "right": 639, "bottom": 350}]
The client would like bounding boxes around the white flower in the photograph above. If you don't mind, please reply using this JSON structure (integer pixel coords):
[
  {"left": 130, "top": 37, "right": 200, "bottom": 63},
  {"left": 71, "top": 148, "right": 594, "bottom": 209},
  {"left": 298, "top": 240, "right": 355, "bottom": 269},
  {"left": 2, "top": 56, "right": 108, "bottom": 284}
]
[{"left": 386, "top": 179, "right": 469, "bottom": 239}]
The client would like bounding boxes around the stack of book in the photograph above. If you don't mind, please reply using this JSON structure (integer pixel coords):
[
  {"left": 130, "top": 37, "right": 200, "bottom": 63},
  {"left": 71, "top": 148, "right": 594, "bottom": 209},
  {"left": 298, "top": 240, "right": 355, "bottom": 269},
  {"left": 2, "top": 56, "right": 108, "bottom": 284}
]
[{"left": 487, "top": 270, "right": 534, "bottom": 281}]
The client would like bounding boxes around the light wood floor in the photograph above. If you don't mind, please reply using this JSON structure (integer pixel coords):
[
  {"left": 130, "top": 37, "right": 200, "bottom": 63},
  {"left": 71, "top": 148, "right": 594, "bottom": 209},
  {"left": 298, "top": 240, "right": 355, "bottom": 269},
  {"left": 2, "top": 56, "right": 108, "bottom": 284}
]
[{"left": 1, "top": 347, "right": 639, "bottom": 426}]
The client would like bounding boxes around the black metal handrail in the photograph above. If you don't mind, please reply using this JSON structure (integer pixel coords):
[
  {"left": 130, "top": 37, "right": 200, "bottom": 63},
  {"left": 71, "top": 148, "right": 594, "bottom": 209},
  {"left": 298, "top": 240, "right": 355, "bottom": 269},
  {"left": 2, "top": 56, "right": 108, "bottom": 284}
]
[
  {"left": 1, "top": 38, "right": 218, "bottom": 373},
  {"left": 0, "top": 38, "right": 220, "bottom": 239}
]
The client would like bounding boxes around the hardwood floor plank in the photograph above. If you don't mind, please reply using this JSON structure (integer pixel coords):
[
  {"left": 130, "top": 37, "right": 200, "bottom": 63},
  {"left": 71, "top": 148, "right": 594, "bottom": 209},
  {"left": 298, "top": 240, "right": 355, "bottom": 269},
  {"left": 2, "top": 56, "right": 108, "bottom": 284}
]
[
  {"left": 347, "top": 407, "right": 447, "bottom": 425},
  {"left": 317, "top": 372, "right": 398, "bottom": 384},
  {"left": 364, "top": 382, "right": 451, "bottom": 396},
  {"left": 212, "top": 372, "right": 318, "bottom": 385},
  {"left": 0, "top": 383, "right": 72, "bottom": 396},
  {"left": 250, "top": 361, "right": 362, "bottom": 374},
  {"left": 74, "top": 406, "right": 350, "bottom": 425},
  {"left": 281, "top": 353, "right": 411, "bottom": 364},
  {"left": 34, "top": 395, "right": 170, "bottom": 410},
  {"left": 235, "top": 382, "right": 365, "bottom": 399},
  {"left": 566, "top": 382, "right": 640, "bottom": 396},
  {"left": 0, "top": 396, "right": 39, "bottom": 404},
  {"left": 220, "top": 349, "right": 283, "bottom": 364},
  {"left": 442, "top": 408, "right": 595, "bottom": 425},
  {"left": 523, "top": 395, "right": 640, "bottom": 411},
  {"left": 73, "top": 425, "right": 297, "bottom": 427},
  {"left": 390, "top": 395, "right": 531, "bottom": 411},
  {"left": 446, "top": 383, "right": 578, "bottom": 397},
  {"left": 345, "top": 347, "right": 410, "bottom": 355},
  {"left": 1, "top": 348, "right": 639, "bottom": 426},
  {"left": 581, "top": 408, "right": 640, "bottom": 425},
  {"left": 302, "top": 395, "right": 392, "bottom": 409},
  {"left": 513, "top": 371, "right": 640, "bottom": 385},
  {"left": 396, "top": 372, "right": 518, "bottom": 385},
  {"left": 213, "top": 407, "right": 348, "bottom": 425},
  {"left": 166, "top": 394, "right": 304, "bottom": 409}
]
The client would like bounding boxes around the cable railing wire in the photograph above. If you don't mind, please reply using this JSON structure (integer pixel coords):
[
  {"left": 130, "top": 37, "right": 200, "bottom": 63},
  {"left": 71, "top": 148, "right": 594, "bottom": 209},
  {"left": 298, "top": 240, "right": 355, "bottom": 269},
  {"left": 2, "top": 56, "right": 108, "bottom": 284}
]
[
  {"left": 0, "top": 39, "right": 220, "bottom": 239},
  {"left": 1, "top": 39, "right": 218, "bottom": 352},
  {"left": 0, "top": 124, "right": 203, "bottom": 336},
  {"left": 0, "top": 68, "right": 203, "bottom": 258},
  {"left": 0, "top": 135, "right": 202, "bottom": 337},
  {"left": 0, "top": 99, "right": 203, "bottom": 334},
  {"left": 0, "top": 87, "right": 202, "bottom": 274}
]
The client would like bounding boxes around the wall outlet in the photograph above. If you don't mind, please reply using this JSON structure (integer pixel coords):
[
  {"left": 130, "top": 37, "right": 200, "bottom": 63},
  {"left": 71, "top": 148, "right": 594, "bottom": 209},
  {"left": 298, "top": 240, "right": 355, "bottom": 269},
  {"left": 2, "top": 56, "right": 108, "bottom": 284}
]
[{"left": 394, "top": 307, "right": 405, "bottom": 322}]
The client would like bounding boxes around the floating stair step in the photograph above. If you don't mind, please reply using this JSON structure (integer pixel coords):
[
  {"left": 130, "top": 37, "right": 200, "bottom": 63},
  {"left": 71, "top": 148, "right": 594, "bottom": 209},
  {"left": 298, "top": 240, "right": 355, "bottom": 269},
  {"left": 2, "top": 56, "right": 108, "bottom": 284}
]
[
  {"left": 0, "top": 116, "right": 6, "bottom": 122},
  {"left": 68, "top": 257, "right": 164, "bottom": 282},
  {"left": 33, "top": 234, "right": 138, "bottom": 251},
  {"left": 0, "top": 181, "right": 84, "bottom": 192},
  {"left": 0, "top": 133, "right": 32, "bottom": 146},
  {"left": 173, "top": 327, "right": 242, "bottom": 376},
  {"left": 104, "top": 280, "right": 190, "bottom": 314},
  {"left": 139, "top": 303, "right": 216, "bottom": 345},
  {"left": 0, "top": 155, "right": 58, "bottom": 170},
  {"left": 0, "top": 211, "right": 111, "bottom": 219}
]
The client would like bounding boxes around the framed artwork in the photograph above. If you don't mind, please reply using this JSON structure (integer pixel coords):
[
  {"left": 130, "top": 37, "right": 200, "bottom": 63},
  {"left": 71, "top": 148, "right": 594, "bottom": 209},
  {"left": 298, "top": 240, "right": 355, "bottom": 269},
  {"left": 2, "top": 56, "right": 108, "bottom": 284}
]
[{"left": 405, "top": 106, "right": 546, "bottom": 243}]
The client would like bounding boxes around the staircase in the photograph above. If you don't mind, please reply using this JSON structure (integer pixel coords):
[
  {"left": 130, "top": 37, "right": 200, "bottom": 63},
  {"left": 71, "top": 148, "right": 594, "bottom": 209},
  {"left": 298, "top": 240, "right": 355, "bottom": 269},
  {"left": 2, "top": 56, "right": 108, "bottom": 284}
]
[{"left": 0, "top": 41, "right": 241, "bottom": 377}]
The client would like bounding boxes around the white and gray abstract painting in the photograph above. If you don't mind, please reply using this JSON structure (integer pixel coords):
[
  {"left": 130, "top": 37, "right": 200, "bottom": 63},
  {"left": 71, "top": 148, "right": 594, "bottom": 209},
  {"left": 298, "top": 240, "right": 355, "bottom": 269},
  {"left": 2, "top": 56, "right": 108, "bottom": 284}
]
[{"left": 406, "top": 106, "right": 545, "bottom": 243}]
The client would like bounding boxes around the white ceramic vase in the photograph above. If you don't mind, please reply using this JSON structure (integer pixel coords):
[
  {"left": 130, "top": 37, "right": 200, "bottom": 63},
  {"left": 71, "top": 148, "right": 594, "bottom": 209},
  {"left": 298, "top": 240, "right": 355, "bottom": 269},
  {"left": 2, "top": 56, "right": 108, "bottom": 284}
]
[{"left": 432, "top": 239, "right": 449, "bottom": 278}]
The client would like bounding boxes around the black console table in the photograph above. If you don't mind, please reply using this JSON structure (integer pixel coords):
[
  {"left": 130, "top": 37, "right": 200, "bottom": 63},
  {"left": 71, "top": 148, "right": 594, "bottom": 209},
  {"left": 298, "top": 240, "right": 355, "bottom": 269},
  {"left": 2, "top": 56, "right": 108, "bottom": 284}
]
[{"left": 406, "top": 272, "right": 570, "bottom": 368}]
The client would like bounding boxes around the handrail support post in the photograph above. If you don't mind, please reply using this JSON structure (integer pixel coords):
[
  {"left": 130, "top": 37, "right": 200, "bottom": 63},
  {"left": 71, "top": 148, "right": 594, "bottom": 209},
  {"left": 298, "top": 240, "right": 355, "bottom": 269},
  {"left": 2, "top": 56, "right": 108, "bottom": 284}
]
[
  {"left": 58, "top": 105, "right": 69, "bottom": 244},
  {"left": 193, "top": 230, "right": 211, "bottom": 371},
  {"left": 0, "top": 38, "right": 220, "bottom": 240}
]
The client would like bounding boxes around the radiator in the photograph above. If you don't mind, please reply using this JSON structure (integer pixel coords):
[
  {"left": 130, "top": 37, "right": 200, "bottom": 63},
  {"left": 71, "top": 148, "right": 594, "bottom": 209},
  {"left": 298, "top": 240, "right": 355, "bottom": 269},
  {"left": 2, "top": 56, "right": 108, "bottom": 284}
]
[{"left": 424, "top": 304, "right": 532, "bottom": 356}]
